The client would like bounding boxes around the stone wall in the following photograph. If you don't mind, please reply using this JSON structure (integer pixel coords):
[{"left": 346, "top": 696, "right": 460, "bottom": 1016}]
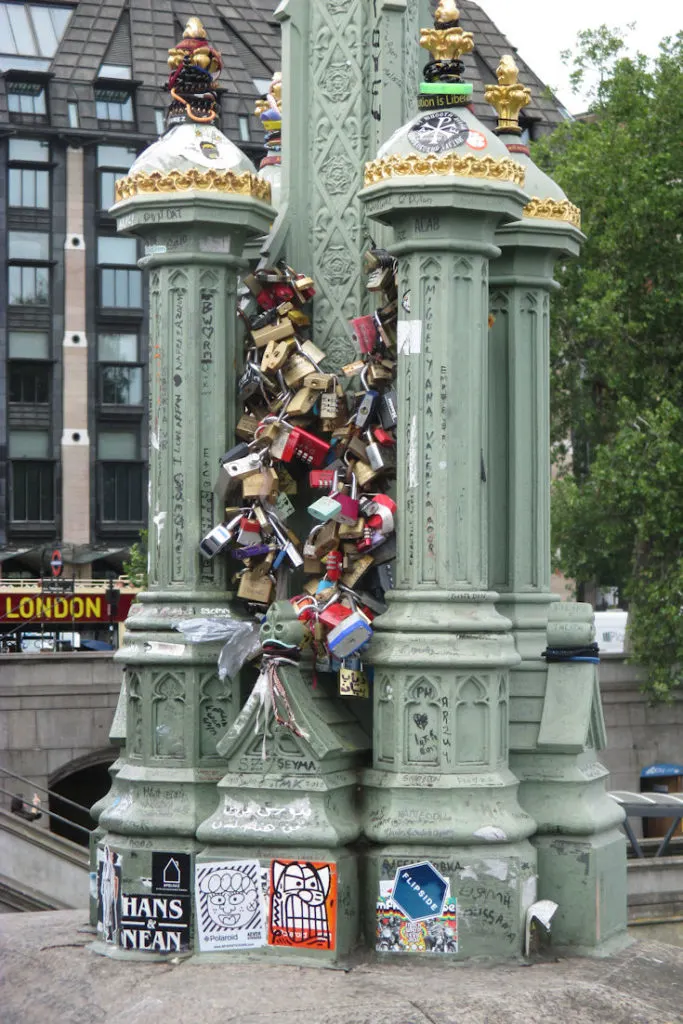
[
  {"left": 600, "top": 655, "right": 683, "bottom": 792},
  {"left": 0, "top": 653, "right": 122, "bottom": 813}
]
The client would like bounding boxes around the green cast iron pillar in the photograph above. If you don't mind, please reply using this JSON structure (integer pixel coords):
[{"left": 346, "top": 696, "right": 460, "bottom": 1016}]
[
  {"left": 92, "top": 19, "right": 275, "bottom": 959},
  {"left": 485, "top": 58, "right": 627, "bottom": 952},
  {"left": 271, "top": 0, "right": 422, "bottom": 368},
  {"left": 357, "top": 5, "right": 539, "bottom": 960}
]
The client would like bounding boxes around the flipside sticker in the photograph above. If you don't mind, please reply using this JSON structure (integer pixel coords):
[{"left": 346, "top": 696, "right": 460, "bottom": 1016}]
[
  {"left": 268, "top": 860, "right": 337, "bottom": 950},
  {"left": 466, "top": 129, "right": 487, "bottom": 151},
  {"left": 97, "top": 845, "right": 122, "bottom": 945},
  {"left": 195, "top": 860, "right": 266, "bottom": 951},
  {"left": 376, "top": 880, "right": 458, "bottom": 954},
  {"left": 152, "top": 852, "right": 191, "bottom": 895}
]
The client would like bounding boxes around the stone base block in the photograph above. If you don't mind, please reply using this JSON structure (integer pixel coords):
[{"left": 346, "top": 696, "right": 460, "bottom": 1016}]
[
  {"left": 533, "top": 828, "right": 628, "bottom": 953},
  {"left": 365, "top": 841, "right": 537, "bottom": 960},
  {"left": 90, "top": 832, "right": 198, "bottom": 961},
  {"left": 193, "top": 844, "right": 359, "bottom": 965}
]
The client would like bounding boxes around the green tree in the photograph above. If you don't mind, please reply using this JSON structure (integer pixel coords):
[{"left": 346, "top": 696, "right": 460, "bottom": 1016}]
[
  {"left": 122, "top": 529, "right": 148, "bottom": 589},
  {"left": 533, "top": 27, "right": 683, "bottom": 698}
]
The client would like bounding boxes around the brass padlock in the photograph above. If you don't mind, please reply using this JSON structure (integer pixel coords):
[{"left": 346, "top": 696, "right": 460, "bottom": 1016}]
[
  {"left": 287, "top": 309, "right": 310, "bottom": 328},
  {"left": 354, "top": 459, "right": 383, "bottom": 488},
  {"left": 276, "top": 466, "right": 298, "bottom": 494},
  {"left": 366, "top": 363, "right": 394, "bottom": 386},
  {"left": 346, "top": 435, "right": 368, "bottom": 462},
  {"left": 237, "top": 569, "right": 275, "bottom": 604},
  {"left": 341, "top": 554, "right": 374, "bottom": 588},
  {"left": 242, "top": 468, "right": 279, "bottom": 500},
  {"left": 283, "top": 353, "right": 315, "bottom": 388},
  {"left": 342, "top": 359, "right": 365, "bottom": 378},
  {"left": 261, "top": 336, "right": 295, "bottom": 373},
  {"left": 236, "top": 414, "right": 259, "bottom": 441},
  {"left": 313, "top": 520, "right": 339, "bottom": 557},
  {"left": 303, "top": 553, "right": 322, "bottom": 575},
  {"left": 286, "top": 386, "right": 318, "bottom": 416},
  {"left": 300, "top": 340, "right": 326, "bottom": 365},
  {"left": 339, "top": 517, "right": 366, "bottom": 540},
  {"left": 304, "top": 373, "right": 334, "bottom": 391},
  {"left": 251, "top": 318, "right": 295, "bottom": 349}
]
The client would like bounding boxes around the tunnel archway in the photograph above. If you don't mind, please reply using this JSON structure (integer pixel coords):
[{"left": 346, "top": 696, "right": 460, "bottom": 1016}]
[{"left": 48, "top": 748, "right": 117, "bottom": 847}]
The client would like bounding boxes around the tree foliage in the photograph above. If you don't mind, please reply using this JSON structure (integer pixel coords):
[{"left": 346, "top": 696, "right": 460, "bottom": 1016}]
[
  {"left": 533, "top": 27, "right": 683, "bottom": 698},
  {"left": 122, "top": 529, "right": 148, "bottom": 590}
]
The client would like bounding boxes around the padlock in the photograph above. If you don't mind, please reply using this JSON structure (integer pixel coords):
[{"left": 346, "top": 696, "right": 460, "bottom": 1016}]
[
  {"left": 342, "top": 359, "right": 366, "bottom": 378},
  {"left": 286, "top": 386, "right": 318, "bottom": 416},
  {"left": 339, "top": 660, "right": 370, "bottom": 698},
  {"left": 378, "top": 389, "right": 398, "bottom": 429},
  {"left": 313, "top": 519, "right": 339, "bottom": 557},
  {"left": 346, "top": 434, "right": 368, "bottom": 462},
  {"left": 375, "top": 562, "right": 394, "bottom": 592},
  {"left": 324, "top": 549, "right": 344, "bottom": 582},
  {"left": 366, "top": 362, "right": 394, "bottom": 386},
  {"left": 236, "top": 516, "right": 261, "bottom": 546},
  {"left": 338, "top": 517, "right": 366, "bottom": 540},
  {"left": 235, "top": 414, "right": 259, "bottom": 441},
  {"left": 372, "top": 427, "right": 395, "bottom": 447},
  {"left": 341, "top": 553, "right": 374, "bottom": 588},
  {"left": 332, "top": 474, "right": 359, "bottom": 526},
  {"left": 223, "top": 450, "right": 263, "bottom": 481},
  {"left": 242, "top": 467, "right": 279, "bottom": 500},
  {"left": 232, "top": 543, "right": 273, "bottom": 560},
  {"left": 237, "top": 569, "right": 275, "bottom": 605},
  {"left": 308, "top": 494, "right": 343, "bottom": 523},
  {"left": 251, "top": 317, "right": 295, "bottom": 349},
  {"left": 319, "top": 601, "right": 352, "bottom": 630},
  {"left": 220, "top": 441, "right": 251, "bottom": 465},
  {"left": 364, "top": 429, "right": 387, "bottom": 471},
  {"left": 261, "top": 335, "right": 295, "bottom": 373},
  {"left": 268, "top": 424, "right": 293, "bottom": 460},
  {"left": 199, "top": 521, "right": 234, "bottom": 559},
  {"left": 354, "top": 459, "right": 383, "bottom": 488},
  {"left": 299, "top": 339, "right": 326, "bottom": 366},
  {"left": 356, "top": 525, "right": 374, "bottom": 553},
  {"left": 365, "top": 494, "right": 397, "bottom": 534},
  {"left": 273, "top": 492, "right": 296, "bottom": 521},
  {"left": 283, "top": 353, "right": 316, "bottom": 388},
  {"left": 267, "top": 514, "right": 304, "bottom": 568},
  {"left": 291, "top": 274, "right": 315, "bottom": 303},
  {"left": 303, "top": 372, "right": 334, "bottom": 391},
  {"left": 373, "top": 533, "right": 397, "bottom": 565},
  {"left": 320, "top": 381, "right": 341, "bottom": 421},
  {"left": 276, "top": 466, "right": 298, "bottom": 495},
  {"left": 281, "top": 427, "right": 330, "bottom": 468},
  {"left": 354, "top": 387, "right": 379, "bottom": 429},
  {"left": 327, "top": 610, "right": 372, "bottom": 658},
  {"left": 238, "top": 362, "right": 262, "bottom": 400},
  {"left": 309, "top": 469, "right": 337, "bottom": 490},
  {"left": 350, "top": 315, "right": 379, "bottom": 355}
]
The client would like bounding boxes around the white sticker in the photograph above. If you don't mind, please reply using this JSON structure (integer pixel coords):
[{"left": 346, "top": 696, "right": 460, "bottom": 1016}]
[
  {"left": 473, "top": 826, "right": 507, "bottom": 842},
  {"left": 200, "top": 236, "right": 231, "bottom": 254},
  {"left": 144, "top": 244, "right": 167, "bottom": 256},
  {"left": 144, "top": 641, "right": 184, "bottom": 656},
  {"left": 408, "top": 415, "right": 419, "bottom": 490},
  {"left": 397, "top": 320, "right": 422, "bottom": 355},
  {"left": 195, "top": 860, "right": 266, "bottom": 951}
]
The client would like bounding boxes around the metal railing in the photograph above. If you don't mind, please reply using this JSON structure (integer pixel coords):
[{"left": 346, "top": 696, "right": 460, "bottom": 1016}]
[{"left": 0, "top": 765, "right": 94, "bottom": 838}]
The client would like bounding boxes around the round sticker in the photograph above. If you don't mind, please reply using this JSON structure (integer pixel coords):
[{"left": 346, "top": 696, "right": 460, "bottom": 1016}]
[
  {"left": 408, "top": 111, "right": 469, "bottom": 154},
  {"left": 199, "top": 140, "right": 219, "bottom": 160},
  {"left": 466, "top": 130, "right": 487, "bottom": 151}
]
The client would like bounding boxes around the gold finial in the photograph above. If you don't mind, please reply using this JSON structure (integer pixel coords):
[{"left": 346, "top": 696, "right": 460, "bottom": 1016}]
[
  {"left": 270, "top": 70, "right": 282, "bottom": 109},
  {"left": 420, "top": 3, "right": 474, "bottom": 63},
  {"left": 435, "top": 0, "right": 460, "bottom": 23},
  {"left": 484, "top": 54, "right": 531, "bottom": 135},
  {"left": 254, "top": 70, "right": 282, "bottom": 121},
  {"left": 184, "top": 17, "right": 207, "bottom": 39}
]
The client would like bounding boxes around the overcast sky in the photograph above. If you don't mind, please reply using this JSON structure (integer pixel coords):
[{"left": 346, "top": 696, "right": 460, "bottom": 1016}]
[{"left": 479, "top": 0, "right": 682, "bottom": 112}]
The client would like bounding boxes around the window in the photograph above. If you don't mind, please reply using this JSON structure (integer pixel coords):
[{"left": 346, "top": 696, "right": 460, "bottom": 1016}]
[
  {"left": 97, "top": 145, "right": 137, "bottom": 209},
  {"left": 98, "top": 236, "right": 140, "bottom": 308},
  {"left": 7, "top": 80, "right": 46, "bottom": 117},
  {"left": 8, "top": 166, "right": 49, "bottom": 207},
  {"left": 67, "top": 101, "right": 79, "bottom": 127},
  {"left": 9, "top": 138, "right": 49, "bottom": 161},
  {"left": 99, "top": 63, "right": 131, "bottom": 80},
  {"left": 154, "top": 109, "right": 165, "bottom": 135},
  {"left": 8, "top": 230, "right": 50, "bottom": 305},
  {"left": 98, "top": 431, "right": 143, "bottom": 523},
  {"left": 9, "top": 362, "right": 49, "bottom": 402},
  {"left": 99, "top": 332, "right": 142, "bottom": 406},
  {"left": 238, "top": 116, "right": 250, "bottom": 142},
  {"left": 9, "top": 429, "right": 53, "bottom": 522},
  {"left": 0, "top": 3, "right": 72, "bottom": 71},
  {"left": 95, "top": 87, "right": 133, "bottom": 122},
  {"left": 9, "top": 330, "right": 49, "bottom": 359}
]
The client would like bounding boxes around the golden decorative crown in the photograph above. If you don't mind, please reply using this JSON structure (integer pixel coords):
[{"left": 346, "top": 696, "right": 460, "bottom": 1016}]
[
  {"left": 484, "top": 55, "right": 531, "bottom": 134},
  {"left": 420, "top": 1, "right": 474, "bottom": 62}
]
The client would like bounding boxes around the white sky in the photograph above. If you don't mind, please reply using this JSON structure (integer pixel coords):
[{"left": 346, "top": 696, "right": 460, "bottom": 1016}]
[{"left": 479, "top": 0, "right": 682, "bottom": 112}]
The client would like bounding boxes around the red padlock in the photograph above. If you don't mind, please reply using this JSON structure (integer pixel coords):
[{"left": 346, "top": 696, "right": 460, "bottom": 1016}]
[
  {"left": 281, "top": 427, "right": 330, "bottom": 468},
  {"left": 365, "top": 494, "right": 397, "bottom": 534},
  {"left": 325, "top": 549, "right": 344, "bottom": 581},
  {"left": 319, "top": 602, "right": 352, "bottom": 629},
  {"left": 309, "top": 469, "right": 337, "bottom": 490},
  {"left": 372, "top": 427, "right": 395, "bottom": 446}
]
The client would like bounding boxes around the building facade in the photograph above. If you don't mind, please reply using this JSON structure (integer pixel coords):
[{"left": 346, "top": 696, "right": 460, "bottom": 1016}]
[{"left": 0, "top": 0, "right": 565, "bottom": 585}]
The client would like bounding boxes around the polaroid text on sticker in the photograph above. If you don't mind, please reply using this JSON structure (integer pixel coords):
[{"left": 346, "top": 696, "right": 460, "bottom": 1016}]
[
  {"left": 397, "top": 320, "right": 422, "bottom": 355},
  {"left": 196, "top": 860, "right": 266, "bottom": 951}
]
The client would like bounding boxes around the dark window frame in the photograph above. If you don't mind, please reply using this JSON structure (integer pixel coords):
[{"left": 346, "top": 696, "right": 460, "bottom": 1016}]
[
  {"left": 97, "top": 460, "right": 145, "bottom": 525},
  {"left": 9, "top": 360, "right": 51, "bottom": 403},
  {"left": 94, "top": 86, "right": 135, "bottom": 123},
  {"left": 10, "top": 459, "right": 55, "bottom": 523}
]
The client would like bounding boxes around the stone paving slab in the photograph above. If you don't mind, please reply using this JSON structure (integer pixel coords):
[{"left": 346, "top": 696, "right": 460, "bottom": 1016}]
[{"left": 1, "top": 911, "right": 682, "bottom": 1024}]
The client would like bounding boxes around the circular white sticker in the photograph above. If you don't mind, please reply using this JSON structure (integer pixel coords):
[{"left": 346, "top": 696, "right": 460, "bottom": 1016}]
[
  {"left": 466, "top": 130, "right": 487, "bottom": 151},
  {"left": 408, "top": 111, "right": 469, "bottom": 154}
]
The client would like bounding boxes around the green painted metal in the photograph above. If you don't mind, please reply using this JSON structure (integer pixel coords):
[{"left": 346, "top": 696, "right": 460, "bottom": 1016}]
[
  {"left": 271, "top": 0, "right": 421, "bottom": 368},
  {"left": 92, "top": 190, "right": 273, "bottom": 958},
  {"left": 488, "top": 206, "right": 628, "bottom": 951},
  {"left": 195, "top": 601, "right": 370, "bottom": 962},
  {"left": 359, "top": 175, "right": 539, "bottom": 958}
]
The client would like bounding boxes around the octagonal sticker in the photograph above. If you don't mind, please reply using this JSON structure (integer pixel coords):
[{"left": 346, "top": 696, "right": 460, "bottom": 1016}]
[{"left": 391, "top": 861, "right": 448, "bottom": 922}]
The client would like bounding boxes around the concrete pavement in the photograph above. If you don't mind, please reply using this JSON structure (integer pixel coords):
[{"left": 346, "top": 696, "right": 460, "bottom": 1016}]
[{"left": 1, "top": 911, "right": 682, "bottom": 1024}]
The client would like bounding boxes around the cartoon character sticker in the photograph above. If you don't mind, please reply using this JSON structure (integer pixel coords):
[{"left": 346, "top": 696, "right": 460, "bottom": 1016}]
[
  {"left": 97, "top": 845, "right": 122, "bottom": 945},
  {"left": 268, "top": 860, "right": 337, "bottom": 950},
  {"left": 376, "top": 880, "right": 458, "bottom": 954},
  {"left": 196, "top": 860, "right": 266, "bottom": 951}
]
